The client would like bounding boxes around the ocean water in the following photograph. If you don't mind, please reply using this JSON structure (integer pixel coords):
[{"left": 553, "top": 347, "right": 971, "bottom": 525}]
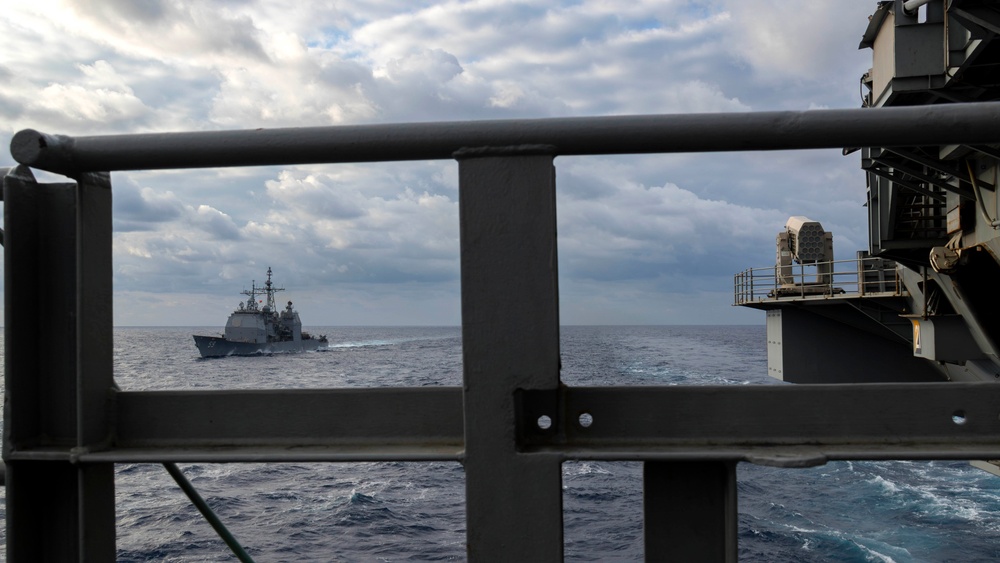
[{"left": 5, "top": 325, "right": 1000, "bottom": 561}]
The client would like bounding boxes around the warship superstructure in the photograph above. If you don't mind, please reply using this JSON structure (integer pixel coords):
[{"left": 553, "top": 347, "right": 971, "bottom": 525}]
[
  {"left": 735, "top": 0, "right": 1000, "bottom": 470},
  {"left": 193, "top": 267, "right": 327, "bottom": 357}
]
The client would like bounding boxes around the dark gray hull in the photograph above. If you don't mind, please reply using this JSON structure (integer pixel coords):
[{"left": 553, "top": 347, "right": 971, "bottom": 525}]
[{"left": 193, "top": 334, "right": 325, "bottom": 358}]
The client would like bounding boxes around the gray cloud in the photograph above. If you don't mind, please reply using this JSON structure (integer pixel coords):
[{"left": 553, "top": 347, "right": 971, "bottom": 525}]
[
  {"left": 113, "top": 181, "right": 185, "bottom": 231},
  {"left": 62, "top": 0, "right": 270, "bottom": 61},
  {"left": 2, "top": 1, "right": 884, "bottom": 325}
]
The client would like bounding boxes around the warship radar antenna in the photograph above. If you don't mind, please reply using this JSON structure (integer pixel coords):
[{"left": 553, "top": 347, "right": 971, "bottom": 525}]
[
  {"left": 237, "top": 268, "right": 286, "bottom": 313},
  {"left": 262, "top": 267, "right": 285, "bottom": 312},
  {"left": 240, "top": 280, "right": 261, "bottom": 311}
]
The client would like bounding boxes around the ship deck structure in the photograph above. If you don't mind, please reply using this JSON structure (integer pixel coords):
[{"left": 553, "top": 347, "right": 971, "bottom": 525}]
[
  {"left": 735, "top": 0, "right": 1000, "bottom": 386},
  {"left": 735, "top": 0, "right": 1000, "bottom": 475}
]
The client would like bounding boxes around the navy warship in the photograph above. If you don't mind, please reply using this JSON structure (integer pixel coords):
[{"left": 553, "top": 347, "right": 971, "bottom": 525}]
[{"left": 193, "top": 267, "right": 327, "bottom": 357}]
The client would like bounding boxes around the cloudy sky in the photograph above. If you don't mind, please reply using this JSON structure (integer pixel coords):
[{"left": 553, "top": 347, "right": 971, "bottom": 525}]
[{"left": 1, "top": 1, "right": 881, "bottom": 326}]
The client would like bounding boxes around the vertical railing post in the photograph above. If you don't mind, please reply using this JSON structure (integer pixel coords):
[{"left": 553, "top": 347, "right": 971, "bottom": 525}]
[
  {"left": 4, "top": 167, "right": 116, "bottom": 561},
  {"left": 643, "top": 461, "right": 737, "bottom": 562},
  {"left": 458, "top": 152, "right": 564, "bottom": 561},
  {"left": 858, "top": 257, "right": 866, "bottom": 297}
]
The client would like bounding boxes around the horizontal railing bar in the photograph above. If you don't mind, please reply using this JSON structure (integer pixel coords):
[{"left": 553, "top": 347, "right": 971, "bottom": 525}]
[
  {"left": 12, "top": 102, "right": 1000, "bottom": 174},
  {"left": 61, "top": 444, "right": 1000, "bottom": 465},
  {"left": 733, "top": 259, "right": 902, "bottom": 304},
  {"left": 10, "top": 383, "right": 1000, "bottom": 465},
  {"left": 113, "top": 387, "right": 464, "bottom": 447},
  {"left": 66, "top": 447, "right": 465, "bottom": 463},
  {"left": 42, "top": 445, "right": 1000, "bottom": 465},
  {"left": 522, "top": 383, "right": 1000, "bottom": 464},
  {"left": 576, "top": 382, "right": 999, "bottom": 441},
  {"left": 523, "top": 445, "right": 1000, "bottom": 466}
]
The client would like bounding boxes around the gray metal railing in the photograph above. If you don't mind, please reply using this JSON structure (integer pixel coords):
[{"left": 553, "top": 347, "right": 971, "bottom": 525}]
[
  {"left": 7, "top": 102, "right": 1000, "bottom": 562},
  {"left": 12, "top": 102, "right": 1000, "bottom": 173},
  {"left": 734, "top": 256, "right": 902, "bottom": 305}
]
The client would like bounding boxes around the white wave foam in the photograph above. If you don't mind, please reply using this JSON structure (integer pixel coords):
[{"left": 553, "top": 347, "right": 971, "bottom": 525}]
[
  {"left": 564, "top": 461, "right": 614, "bottom": 476},
  {"left": 851, "top": 540, "right": 899, "bottom": 563},
  {"left": 329, "top": 339, "right": 395, "bottom": 348},
  {"left": 868, "top": 475, "right": 900, "bottom": 494}
]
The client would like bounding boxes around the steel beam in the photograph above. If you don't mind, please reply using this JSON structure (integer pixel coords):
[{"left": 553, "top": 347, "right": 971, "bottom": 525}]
[
  {"left": 459, "top": 154, "right": 564, "bottom": 561},
  {"left": 73, "top": 387, "right": 462, "bottom": 462},
  {"left": 644, "top": 461, "right": 737, "bottom": 563},
  {"left": 3, "top": 168, "right": 116, "bottom": 561},
  {"left": 76, "top": 172, "right": 115, "bottom": 449},
  {"left": 11, "top": 102, "right": 1000, "bottom": 174},
  {"left": 870, "top": 154, "right": 975, "bottom": 200},
  {"left": 0, "top": 381, "right": 994, "bottom": 464},
  {"left": 113, "top": 388, "right": 463, "bottom": 447},
  {"left": 523, "top": 384, "right": 1000, "bottom": 464},
  {"left": 882, "top": 147, "right": 994, "bottom": 191},
  {"left": 863, "top": 166, "right": 947, "bottom": 201}
]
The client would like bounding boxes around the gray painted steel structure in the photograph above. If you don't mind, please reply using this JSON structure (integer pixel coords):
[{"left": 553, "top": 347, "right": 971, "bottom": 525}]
[
  {"left": 7, "top": 102, "right": 1000, "bottom": 561},
  {"left": 11, "top": 102, "right": 1000, "bottom": 173},
  {"left": 741, "top": 1, "right": 1000, "bottom": 395}
]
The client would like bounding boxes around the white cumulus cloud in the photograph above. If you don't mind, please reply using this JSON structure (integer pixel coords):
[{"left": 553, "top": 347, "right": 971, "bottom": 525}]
[{"left": 0, "top": 0, "right": 882, "bottom": 325}]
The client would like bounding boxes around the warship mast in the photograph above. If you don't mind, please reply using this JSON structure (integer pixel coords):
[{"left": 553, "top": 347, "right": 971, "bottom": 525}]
[
  {"left": 239, "top": 267, "right": 285, "bottom": 313},
  {"left": 262, "top": 266, "right": 284, "bottom": 312}
]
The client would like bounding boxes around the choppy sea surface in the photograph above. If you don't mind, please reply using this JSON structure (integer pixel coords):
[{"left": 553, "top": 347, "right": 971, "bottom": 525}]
[{"left": 5, "top": 325, "right": 1000, "bottom": 561}]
